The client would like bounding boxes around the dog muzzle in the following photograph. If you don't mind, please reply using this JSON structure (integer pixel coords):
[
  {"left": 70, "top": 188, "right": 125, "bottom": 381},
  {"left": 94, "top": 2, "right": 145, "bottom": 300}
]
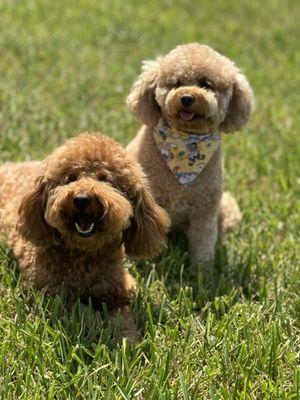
[{"left": 153, "top": 119, "right": 221, "bottom": 185}]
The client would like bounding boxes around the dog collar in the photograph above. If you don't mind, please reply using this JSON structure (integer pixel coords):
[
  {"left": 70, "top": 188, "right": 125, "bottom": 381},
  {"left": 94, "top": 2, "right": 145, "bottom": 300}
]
[{"left": 153, "top": 119, "right": 221, "bottom": 185}]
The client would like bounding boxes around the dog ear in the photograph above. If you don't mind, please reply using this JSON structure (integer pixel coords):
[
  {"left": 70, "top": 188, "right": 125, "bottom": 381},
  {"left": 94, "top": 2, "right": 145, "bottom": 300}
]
[
  {"left": 126, "top": 58, "right": 161, "bottom": 127},
  {"left": 17, "top": 176, "right": 53, "bottom": 246},
  {"left": 123, "top": 182, "right": 170, "bottom": 259},
  {"left": 220, "top": 72, "right": 254, "bottom": 133}
]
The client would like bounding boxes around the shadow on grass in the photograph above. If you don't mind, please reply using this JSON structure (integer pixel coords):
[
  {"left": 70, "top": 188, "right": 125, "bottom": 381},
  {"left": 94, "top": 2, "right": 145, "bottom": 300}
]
[
  {"left": 0, "top": 234, "right": 263, "bottom": 348},
  {"left": 134, "top": 230, "right": 264, "bottom": 328}
]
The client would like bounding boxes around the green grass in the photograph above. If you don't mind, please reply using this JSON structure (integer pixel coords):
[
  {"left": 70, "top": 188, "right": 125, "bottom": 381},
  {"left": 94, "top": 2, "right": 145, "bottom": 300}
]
[{"left": 0, "top": 0, "right": 299, "bottom": 398}]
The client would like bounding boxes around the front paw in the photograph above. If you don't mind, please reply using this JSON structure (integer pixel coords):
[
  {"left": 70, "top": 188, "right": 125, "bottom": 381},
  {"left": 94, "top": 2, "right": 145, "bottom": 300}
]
[
  {"left": 191, "top": 249, "right": 215, "bottom": 270},
  {"left": 109, "top": 306, "right": 141, "bottom": 343}
]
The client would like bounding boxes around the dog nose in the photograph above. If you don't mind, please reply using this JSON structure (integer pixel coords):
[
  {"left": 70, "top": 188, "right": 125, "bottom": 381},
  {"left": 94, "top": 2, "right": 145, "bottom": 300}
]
[
  {"left": 73, "top": 193, "right": 91, "bottom": 210},
  {"left": 181, "top": 94, "right": 195, "bottom": 107}
]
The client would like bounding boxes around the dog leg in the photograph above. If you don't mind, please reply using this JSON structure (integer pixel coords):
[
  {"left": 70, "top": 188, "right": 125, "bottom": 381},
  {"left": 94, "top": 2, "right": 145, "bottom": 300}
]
[
  {"left": 109, "top": 306, "right": 141, "bottom": 343},
  {"left": 218, "top": 191, "right": 242, "bottom": 236},
  {"left": 187, "top": 213, "right": 218, "bottom": 268}
]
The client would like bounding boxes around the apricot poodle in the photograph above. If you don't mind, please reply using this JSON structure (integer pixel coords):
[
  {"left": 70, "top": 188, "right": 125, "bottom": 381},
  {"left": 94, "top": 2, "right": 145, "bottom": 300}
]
[
  {"left": 0, "top": 133, "right": 170, "bottom": 339},
  {"left": 127, "top": 43, "right": 254, "bottom": 265}
]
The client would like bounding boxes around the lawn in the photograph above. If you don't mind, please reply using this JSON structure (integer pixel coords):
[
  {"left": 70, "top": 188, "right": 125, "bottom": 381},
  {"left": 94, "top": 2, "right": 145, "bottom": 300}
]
[{"left": 0, "top": 0, "right": 299, "bottom": 398}]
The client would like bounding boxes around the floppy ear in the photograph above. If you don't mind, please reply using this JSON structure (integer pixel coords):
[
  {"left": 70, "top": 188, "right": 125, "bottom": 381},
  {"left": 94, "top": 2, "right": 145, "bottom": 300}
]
[
  {"left": 220, "top": 72, "right": 254, "bottom": 133},
  {"left": 126, "top": 58, "right": 161, "bottom": 127},
  {"left": 123, "top": 183, "right": 170, "bottom": 259},
  {"left": 17, "top": 177, "right": 53, "bottom": 246}
]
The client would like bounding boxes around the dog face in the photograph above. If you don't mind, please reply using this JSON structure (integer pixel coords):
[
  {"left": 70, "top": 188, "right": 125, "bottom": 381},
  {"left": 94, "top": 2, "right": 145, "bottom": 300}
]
[
  {"left": 18, "top": 134, "right": 170, "bottom": 257},
  {"left": 127, "top": 43, "right": 254, "bottom": 133},
  {"left": 43, "top": 170, "right": 133, "bottom": 251}
]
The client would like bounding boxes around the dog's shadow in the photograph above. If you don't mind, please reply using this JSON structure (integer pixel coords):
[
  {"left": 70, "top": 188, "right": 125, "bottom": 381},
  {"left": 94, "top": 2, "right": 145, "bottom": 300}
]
[
  {"left": 133, "top": 231, "right": 260, "bottom": 330},
  {"left": 0, "top": 236, "right": 260, "bottom": 348}
]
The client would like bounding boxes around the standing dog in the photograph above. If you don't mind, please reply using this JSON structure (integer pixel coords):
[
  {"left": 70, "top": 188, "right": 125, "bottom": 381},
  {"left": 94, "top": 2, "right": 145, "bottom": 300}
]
[
  {"left": 0, "top": 133, "right": 170, "bottom": 339},
  {"left": 127, "top": 43, "right": 254, "bottom": 265}
]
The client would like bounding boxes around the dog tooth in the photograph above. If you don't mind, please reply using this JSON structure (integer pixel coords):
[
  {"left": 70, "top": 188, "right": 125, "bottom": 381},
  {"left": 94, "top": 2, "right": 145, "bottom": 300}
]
[{"left": 75, "top": 222, "right": 94, "bottom": 234}]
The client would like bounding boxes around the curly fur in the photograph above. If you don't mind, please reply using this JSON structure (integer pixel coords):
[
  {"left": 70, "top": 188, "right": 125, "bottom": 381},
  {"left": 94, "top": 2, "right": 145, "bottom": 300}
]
[
  {"left": 127, "top": 43, "right": 253, "bottom": 265},
  {"left": 0, "top": 133, "right": 170, "bottom": 339}
]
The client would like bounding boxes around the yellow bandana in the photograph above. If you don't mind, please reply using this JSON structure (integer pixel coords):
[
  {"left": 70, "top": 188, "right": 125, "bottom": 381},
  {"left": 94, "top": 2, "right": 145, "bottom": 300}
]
[{"left": 153, "top": 120, "right": 221, "bottom": 185}]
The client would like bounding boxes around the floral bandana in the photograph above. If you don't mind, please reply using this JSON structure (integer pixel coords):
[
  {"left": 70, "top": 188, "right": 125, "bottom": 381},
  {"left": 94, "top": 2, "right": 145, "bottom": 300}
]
[{"left": 153, "top": 119, "right": 221, "bottom": 185}]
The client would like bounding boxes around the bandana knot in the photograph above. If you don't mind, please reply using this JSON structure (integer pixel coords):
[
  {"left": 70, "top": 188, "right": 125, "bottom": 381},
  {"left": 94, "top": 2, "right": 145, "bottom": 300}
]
[{"left": 153, "top": 119, "right": 221, "bottom": 185}]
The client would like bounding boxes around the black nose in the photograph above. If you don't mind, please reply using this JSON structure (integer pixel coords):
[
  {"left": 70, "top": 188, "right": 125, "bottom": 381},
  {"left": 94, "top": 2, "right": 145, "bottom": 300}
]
[
  {"left": 181, "top": 94, "right": 195, "bottom": 107},
  {"left": 73, "top": 193, "right": 91, "bottom": 210}
]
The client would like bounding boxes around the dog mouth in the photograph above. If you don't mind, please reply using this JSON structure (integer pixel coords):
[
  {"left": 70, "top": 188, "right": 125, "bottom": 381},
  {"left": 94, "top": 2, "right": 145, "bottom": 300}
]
[
  {"left": 75, "top": 221, "right": 95, "bottom": 237},
  {"left": 179, "top": 111, "right": 206, "bottom": 121},
  {"left": 72, "top": 214, "right": 97, "bottom": 238}
]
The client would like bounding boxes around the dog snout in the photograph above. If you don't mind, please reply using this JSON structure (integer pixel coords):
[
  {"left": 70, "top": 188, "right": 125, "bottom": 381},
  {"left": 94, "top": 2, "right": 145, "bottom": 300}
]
[
  {"left": 73, "top": 193, "right": 91, "bottom": 210},
  {"left": 181, "top": 94, "right": 195, "bottom": 107}
]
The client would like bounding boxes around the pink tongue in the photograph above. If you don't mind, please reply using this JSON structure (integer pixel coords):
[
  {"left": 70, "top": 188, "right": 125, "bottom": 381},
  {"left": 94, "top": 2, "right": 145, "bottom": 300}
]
[{"left": 180, "top": 111, "right": 195, "bottom": 121}]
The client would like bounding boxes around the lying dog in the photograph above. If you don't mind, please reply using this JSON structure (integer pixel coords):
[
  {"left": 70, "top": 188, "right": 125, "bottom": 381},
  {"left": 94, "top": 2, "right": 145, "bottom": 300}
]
[
  {"left": 127, "top": 43, "right": 254, "bottom": 265},
  {"left": 0, "top": 133, "right": 170, "bottom": 339}
]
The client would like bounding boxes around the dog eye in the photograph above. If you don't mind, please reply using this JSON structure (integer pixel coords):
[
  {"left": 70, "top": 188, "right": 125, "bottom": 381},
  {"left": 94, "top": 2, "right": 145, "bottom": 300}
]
[
  {"left": 65, "top": 174, "right": 77, "bottom": 184},
  {"left": 198, "top": 80, "right": 213, "bottom": 90},
  {"left": 166, "top": 81, "right": 181, "bottom": 89},
  {"left": 173, "top": 81, "right": 181, "bottom": 88},
  {"left": 96, "top": 174, "right": 108, "bottom": 182}
]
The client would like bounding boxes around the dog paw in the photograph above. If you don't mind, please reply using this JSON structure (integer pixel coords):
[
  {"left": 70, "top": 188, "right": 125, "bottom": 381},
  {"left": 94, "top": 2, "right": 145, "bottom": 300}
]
[{"left": 109, "top": 306, "right": 141, "bottom": 343}]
